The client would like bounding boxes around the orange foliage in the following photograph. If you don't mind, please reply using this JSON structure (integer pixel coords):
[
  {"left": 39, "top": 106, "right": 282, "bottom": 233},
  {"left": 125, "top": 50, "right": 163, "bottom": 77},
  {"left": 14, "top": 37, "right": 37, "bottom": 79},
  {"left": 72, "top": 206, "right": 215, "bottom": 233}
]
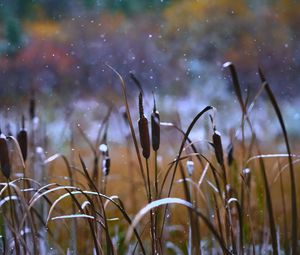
[
  {"left": 276, "top": 0, "right": 300, "bottom": 27},
  {"left": 24, "top": 20, "right": 66, "bottom": 41},
  {"left": 0, "top": 39, "right": 74, "bottom": 74},
  {"left": 163, "top": 0, "right": 250, "bottom": 33}
]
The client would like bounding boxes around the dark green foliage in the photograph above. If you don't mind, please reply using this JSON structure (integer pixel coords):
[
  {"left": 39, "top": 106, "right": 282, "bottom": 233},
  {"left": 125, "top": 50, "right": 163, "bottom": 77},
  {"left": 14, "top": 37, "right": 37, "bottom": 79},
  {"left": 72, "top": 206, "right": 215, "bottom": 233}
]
[{"left": 103, "top": 0, "right": 170, "bottom": 15}]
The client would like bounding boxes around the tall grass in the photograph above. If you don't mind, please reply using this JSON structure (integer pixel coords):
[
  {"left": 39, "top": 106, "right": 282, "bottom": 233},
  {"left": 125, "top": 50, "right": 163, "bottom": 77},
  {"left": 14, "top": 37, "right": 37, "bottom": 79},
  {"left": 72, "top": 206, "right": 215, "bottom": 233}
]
[{"left": 0, "top": 63, "right": 299, "bottom": 254}]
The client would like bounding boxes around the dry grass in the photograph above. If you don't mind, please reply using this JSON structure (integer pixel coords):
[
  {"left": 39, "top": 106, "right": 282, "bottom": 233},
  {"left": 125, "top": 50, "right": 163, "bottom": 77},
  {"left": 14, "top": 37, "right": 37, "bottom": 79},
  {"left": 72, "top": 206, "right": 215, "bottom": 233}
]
[{"left": 0, "top": 63, "right": 299, "bottom": 254}]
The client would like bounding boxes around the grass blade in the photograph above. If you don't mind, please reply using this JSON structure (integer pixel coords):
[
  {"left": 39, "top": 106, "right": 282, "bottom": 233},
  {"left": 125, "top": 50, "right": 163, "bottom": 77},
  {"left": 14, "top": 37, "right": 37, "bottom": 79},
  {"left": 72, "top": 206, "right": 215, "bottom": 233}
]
[{"left": 259, "top": 68, "right": 297, "bottom": 254}]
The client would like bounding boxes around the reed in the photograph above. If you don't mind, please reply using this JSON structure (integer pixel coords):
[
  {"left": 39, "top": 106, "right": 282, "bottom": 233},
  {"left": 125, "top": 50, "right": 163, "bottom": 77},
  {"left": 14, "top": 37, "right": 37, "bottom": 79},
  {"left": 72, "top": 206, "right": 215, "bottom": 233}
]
[
  {"left": 212, "top": 128, "right": 224, "bottom": 166},
  {"left": 138, "top": 92, "right": 150, "bottom": 160},
  {"left": 0, "top": 63, "right": 299, "bottom": 254},
  {"left": 17, "top": 115, "right": 28, "bottom": 162},
  {"left": 0, "top": 133, "right": 11, "bottom": 179},
  {"left": 151, "top": 93, "right": 160, "bottom": 152},
  {"left": 259, "top": 68, "right": 297, "bottom": 255}
]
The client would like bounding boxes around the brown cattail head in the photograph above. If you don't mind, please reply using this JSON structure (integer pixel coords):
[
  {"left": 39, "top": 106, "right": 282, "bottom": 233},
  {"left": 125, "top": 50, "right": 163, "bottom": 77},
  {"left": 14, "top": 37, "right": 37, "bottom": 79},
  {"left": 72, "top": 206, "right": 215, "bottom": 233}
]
[
  {"left": 17, "top": 116, "right": 27, "bottom": 162},
  {"left": 138, "top": 92, "right": 150, "bottom": 159},
  {"left": 0, "top": 133, "right": 11, "bottom": 178},
  {"left": 151, "top": 93, "right": 160, "bottom": 151},
  {"left": 138, "top": 92, "right": 144, "bottom": 117},
  {"left": 29, "top": 96, "right": 35, "bottom": 120},
  {"left": 227, "top": 142, "right": 234, "bottom": 166},
  {"left": 212, "top": 128, "right": 224, "bottom": 165}
]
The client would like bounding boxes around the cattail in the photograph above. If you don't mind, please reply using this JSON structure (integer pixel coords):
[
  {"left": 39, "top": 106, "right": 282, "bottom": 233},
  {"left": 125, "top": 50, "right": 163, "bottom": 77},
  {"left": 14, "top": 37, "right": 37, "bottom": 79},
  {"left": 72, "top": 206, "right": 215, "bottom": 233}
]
[
  {"left": 17, "top": 115, "right": 27, "bottom": 162},
  {"left": 186, "top": 158, "right": 194, "bottom": 176},
  {"left": 99, "top": 142, "right": 110, "bottom": 176},
  {"left": 36, "top": 146, "right": 46, "bottom": 162},
  {"left": 138, "top": 92, "right": 150, "bottom": 159},
  {"left": 212, "top": 128, "right": 224, "bottom": 165},
  {"left": 242, "top": 168, "right": 251, "bottom": 187},
  {"left": 102, "top": 155, "right": 111, "bottom": 176},
  {"left": 29, "top": 96, "right": 35, "bottom": 120},
  {"left": 0, "top": 133, "right": 11, "bottom": 178},
  {"left": 227, "top": 142, "right": 234, "bottom": 166},
  {"left": 151, "top": 93, "right": 160, "bottom": 151}
]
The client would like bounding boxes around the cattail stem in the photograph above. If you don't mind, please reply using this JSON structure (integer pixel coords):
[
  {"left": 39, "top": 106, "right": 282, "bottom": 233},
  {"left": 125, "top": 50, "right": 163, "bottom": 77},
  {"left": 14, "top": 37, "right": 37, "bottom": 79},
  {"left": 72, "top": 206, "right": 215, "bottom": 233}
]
[
  {"left": 107, "top": 65, "right": 148, "bottom": 203},
  {"left": 154, "top": 151, "right": 158, "bottom": 199},
  {"left": 125, "top": 136, "right": 138, "bottom": 213},
  {"left": 145, "top": 159, "right": 152, "bottom": 203},
  {"left": 152, "top": 92, "right": 160, "bottom": 198},
  {"left": 279, "top": 164, "right": 288, "bottom": 255},
  {"left": 151, "top": 92, "right": 161, "bottom": 253},
  {"left": 7, "top": 181, "right": 21, "bottom": 255},
  {"left": 146, "top": 159, "right": 157, "bottom": 255},
  {"left": 153, "top": 150, "right": 162, "bottom": 253}
]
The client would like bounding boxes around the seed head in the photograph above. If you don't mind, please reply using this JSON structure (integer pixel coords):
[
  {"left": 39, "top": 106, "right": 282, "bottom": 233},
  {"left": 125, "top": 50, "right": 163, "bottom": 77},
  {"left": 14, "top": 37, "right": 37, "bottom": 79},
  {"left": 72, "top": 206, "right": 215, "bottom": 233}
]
[
  {"left": 243, "top": 168, "right": 251, "bottom": 187},
  {"left": 227, "top": 143, "right": 234, "bottom": 166},
  {"left": 102, "top": 156, "right": 111, "bottom": 176},
  {"left": 138, "top": 92, "right": 150, "bottom": 159},
  {"left": 0, "top": 133, "right": 11, "bottom": 178},
  {"left": 186, "top": 159, "right": 194, "bottom": 176},
  {"left": 151, "top": 93, "right": 160, "bottom": 151},
  {"left": 212, "top": 129, "right": 224, "bottom": 165},
  {"left": 17, "top": 115, "right": 27, "bottom": 162}
]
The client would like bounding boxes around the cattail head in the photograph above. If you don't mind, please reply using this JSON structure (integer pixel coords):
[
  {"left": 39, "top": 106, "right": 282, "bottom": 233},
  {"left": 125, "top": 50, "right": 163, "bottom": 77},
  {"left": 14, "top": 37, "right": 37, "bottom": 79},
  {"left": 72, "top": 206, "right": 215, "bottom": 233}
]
[
  {"left": 151, "top": 93, "right": 160, "bottom": 151},
  {"left": 17, "top": 115, "right": 27, "bottom": 162},
  {"left": 138, "top": 92, "right": 150, "bottom": 159},
  {"left": 0, "top": 133, "right": 11, "bottom": 178},
  {"left": 36, "top": 146, "right": 46, "bottom": 162},
  {"left": 186, "top": 158, "right": 194, "bottom": 176},
  {"left": 227, "top": 142, "right": 234, "bottom": 166},
  {"left": 102, "top": 155, "right": 111, "bottom": 176},
  {"left": 212, "top": 128, "right": 224, "bottom": 165},
  {"left": 242, "top": 168, "right": 251, "bottom": 187},
  {"left": 100, "top": 142, "right": 110, "bottom": 176}
]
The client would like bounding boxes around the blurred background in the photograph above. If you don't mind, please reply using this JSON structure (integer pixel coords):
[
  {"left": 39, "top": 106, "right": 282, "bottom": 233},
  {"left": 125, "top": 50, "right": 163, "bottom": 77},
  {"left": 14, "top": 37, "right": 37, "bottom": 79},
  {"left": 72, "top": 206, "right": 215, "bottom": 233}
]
[{"left": 0, "top": 0, "right": 300, "bottom": 144}]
